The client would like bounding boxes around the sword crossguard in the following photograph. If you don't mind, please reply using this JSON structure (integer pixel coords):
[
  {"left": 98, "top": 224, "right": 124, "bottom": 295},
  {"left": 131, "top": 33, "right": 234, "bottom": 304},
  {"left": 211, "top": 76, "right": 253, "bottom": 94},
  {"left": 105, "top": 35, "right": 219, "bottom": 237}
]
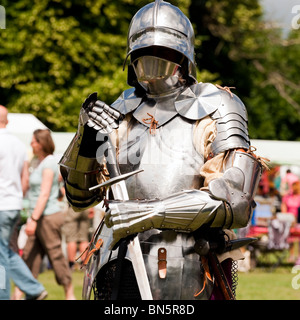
[{"left": 89, "top": 169, "right": 144, "bottom": 191}]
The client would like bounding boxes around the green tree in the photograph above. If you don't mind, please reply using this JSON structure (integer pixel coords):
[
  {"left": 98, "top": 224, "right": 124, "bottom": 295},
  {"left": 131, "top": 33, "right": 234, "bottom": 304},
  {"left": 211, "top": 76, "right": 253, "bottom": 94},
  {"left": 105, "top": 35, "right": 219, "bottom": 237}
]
[
  {"left": 189, "top": 0, "right": 300, "bottom": 141},
  {"left": 0, "top": 0, "right": 148, "bottom": 131},
  {"left": 247, "top": 29, "right": 300, "bottom": 141},
  {"left": 0, "top": 0, "right": 213, "bottom": 132}
]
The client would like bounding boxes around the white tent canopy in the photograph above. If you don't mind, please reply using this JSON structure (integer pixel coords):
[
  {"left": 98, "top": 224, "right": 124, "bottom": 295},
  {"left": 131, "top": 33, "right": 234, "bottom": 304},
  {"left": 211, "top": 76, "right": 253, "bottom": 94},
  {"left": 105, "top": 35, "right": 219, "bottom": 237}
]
[
  {"left": 251, "top": 139, "right": 300, "bottom": 167},
  {"left": 6, "top": 113, "right": 75, "bottom": 160},
  {"left": 7, "top": 113, "right": 48, "bottom": 133}
]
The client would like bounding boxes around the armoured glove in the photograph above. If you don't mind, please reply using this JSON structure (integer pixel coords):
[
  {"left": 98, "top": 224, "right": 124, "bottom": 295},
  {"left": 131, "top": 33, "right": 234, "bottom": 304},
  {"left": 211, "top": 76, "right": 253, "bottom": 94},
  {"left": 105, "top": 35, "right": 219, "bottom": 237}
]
[
  {"left": 59, "top": 92, "right": 122, "bottom": 211},
  {"left": 104, "top": 151, "right": 262, "bottom": 249},
  {"left": 80, "top": 92, "right": 122, "bottom": 134},
  {"left": 105, "top": 189, "right": 228, "bottom": 249}
]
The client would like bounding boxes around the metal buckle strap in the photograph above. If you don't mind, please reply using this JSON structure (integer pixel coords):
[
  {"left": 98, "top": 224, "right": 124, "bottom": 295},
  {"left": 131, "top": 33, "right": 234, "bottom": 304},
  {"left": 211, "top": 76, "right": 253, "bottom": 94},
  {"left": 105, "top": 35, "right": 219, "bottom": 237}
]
[{"left": 158, "top": 247, "right": 167, "bottom": 279}]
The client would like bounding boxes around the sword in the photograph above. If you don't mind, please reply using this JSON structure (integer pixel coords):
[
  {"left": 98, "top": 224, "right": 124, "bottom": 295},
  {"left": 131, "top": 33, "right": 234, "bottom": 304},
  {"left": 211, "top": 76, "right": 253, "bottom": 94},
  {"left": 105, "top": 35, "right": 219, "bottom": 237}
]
[
  {"left": 208, "top": 237, "right": 257, "bottom": 300},
  {"left": 194, "top": 232, "right": 257, "bottom": 300},
  {"left": 91, "top": 135, "right": 153, "bottom": 300}
]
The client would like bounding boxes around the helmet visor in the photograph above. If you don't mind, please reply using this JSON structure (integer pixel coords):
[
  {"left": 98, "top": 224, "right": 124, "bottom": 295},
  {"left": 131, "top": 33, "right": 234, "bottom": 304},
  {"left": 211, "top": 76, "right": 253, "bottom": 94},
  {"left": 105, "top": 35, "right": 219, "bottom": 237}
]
[{"left": 132, "top": 56, "right": 180, "bottom": 82}]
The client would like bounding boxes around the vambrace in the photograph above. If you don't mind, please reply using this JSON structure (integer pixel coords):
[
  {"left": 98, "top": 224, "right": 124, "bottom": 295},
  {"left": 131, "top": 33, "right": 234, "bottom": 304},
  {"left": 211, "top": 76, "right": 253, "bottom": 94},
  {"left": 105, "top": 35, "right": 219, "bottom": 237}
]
[
  {"left": 59, "top": 110, "right": 107, "bottom": 211},
  {"left": 60, "top": 157, "right": 105, "bottom": 211},
  {"left": 209, "top": 150, "right": 262, "bottom": 229},
  {"left": 105, "top": 150, "right": 262, "bottom": 248},
  {"left": 105, "top": 190, "right": 228, "bottom": 249}
]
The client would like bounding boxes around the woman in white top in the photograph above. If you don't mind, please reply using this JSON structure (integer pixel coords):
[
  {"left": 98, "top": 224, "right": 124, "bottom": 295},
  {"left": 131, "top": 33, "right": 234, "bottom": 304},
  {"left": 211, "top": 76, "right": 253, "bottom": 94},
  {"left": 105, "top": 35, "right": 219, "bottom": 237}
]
[{"left": 22, "top": 129, "right": 75, "bottom": 300}]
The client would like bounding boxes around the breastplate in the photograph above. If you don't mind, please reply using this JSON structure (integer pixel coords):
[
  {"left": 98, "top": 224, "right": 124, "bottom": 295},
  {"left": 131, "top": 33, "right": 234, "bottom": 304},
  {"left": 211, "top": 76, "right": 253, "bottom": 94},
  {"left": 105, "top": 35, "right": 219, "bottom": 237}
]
[
  {"left": 118, "top": 114, "right": 204, "bottom": 199},
  {"left": 99, "top": 94, "right": 210, "bottom": 300}
]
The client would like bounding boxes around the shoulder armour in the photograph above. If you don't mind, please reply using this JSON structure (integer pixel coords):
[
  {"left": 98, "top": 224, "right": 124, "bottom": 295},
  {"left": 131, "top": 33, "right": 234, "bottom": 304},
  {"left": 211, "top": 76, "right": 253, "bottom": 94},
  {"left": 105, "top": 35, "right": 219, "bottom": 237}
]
[
  {"left": 175, "top": 82, "right": 222, "bottom": 120},
  {"left": 110, "top": 88, "right": 143, "bottom": 115},
  {"left": 210, "top": 90, "right": 250, "bottom": 155}
]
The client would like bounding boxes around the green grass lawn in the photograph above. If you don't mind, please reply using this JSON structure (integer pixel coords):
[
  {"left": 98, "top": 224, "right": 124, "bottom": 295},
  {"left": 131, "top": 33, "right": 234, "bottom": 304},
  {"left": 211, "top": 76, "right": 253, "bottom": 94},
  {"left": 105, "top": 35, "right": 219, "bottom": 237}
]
[
  {"left": 237, "top": 267, "right": 300, "bottom": 300},
  {"left": 38, "top": 269, "right": 85, "bottom": 300},
  {"left": 11, "top": 268, "right": 85, "bottom": 300},
  {"left": 25, "top": 265, "right": 300, "bottom": 300}
]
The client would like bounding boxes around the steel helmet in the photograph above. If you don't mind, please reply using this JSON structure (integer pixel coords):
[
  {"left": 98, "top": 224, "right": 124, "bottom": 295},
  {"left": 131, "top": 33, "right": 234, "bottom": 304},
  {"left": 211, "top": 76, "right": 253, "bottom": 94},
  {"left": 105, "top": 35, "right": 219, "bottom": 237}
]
[{"left": 125, "top": 0, "right": 197, "bottom": 86}]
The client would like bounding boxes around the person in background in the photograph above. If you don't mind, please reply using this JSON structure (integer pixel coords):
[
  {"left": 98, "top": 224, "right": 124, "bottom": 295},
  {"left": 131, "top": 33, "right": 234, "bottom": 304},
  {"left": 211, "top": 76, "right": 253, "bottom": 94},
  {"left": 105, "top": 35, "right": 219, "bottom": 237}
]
[
  {"left": 281, "top": 180, "right": 300, "bottom": 265},
  {"left": 22, "top": 129, "right": 76, "bottom": 300},
  {"left": 269, "top": 184, "right": 282, "bottom": 214},
  {"left": 0, "top": 105, "right": 47, "bottom": 300},
  {"left": 62, "top": 205, "right": 94, "bottom": 270},
  {"left": 280, "top": 169, "right": 299, "bottom": 197}
]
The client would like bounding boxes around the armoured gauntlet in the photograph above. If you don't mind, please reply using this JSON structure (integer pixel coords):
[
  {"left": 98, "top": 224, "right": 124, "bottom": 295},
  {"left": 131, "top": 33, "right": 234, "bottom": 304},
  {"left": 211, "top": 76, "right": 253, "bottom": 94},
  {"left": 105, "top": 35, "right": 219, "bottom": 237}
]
[
  {"left": 105, "top": 151, "right": 262, "bottom": 249},
  {"left": 106, "top": 190, "right": 225, "bottom": 240},
  {"left": 59, "top": 93, "right": 122, "bottom": 211}
]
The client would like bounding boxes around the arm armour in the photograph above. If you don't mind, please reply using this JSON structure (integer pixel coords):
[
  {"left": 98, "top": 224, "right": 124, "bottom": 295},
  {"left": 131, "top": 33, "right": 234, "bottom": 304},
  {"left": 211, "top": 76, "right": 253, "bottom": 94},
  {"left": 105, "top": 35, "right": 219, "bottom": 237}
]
[
  {"left": 210, "top": 90, "right": 250, "bottom": 155},
  {"left": 105, "top": 150, "right": 262, "bottom": 247},
  {"left": 209, "top": 150, "right": 262, "bottom": 228},
  {"left": 59, "top": 106, "right": 106, "bottom": 211}
]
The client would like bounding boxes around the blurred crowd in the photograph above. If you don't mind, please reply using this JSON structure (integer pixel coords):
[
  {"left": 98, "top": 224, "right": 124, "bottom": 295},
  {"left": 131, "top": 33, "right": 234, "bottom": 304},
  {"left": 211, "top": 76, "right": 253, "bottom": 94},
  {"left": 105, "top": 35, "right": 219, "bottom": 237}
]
[
  {"left": 0, "top": 105, "right": 105, "bottom": 300},
  {"left": 253, "top": 167, "right": 300, "bottom": 223},
  {"left": 244, "top": 167, "right": 300, "bottom": 268}
]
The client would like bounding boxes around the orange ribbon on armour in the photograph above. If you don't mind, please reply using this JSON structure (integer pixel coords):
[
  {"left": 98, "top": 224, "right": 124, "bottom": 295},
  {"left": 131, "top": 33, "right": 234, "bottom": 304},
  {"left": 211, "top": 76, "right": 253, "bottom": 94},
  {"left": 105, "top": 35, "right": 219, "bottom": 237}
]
[{"left": 142, "top": 113, "right": 158, "bottom": 135}]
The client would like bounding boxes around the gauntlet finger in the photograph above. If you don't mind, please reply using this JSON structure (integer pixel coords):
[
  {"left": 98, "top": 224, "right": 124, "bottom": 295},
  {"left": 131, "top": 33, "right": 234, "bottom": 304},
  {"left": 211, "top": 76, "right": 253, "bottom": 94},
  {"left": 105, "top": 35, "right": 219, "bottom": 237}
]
[
  {"left": 88, "top": 112, "right": 113, "bottom": 134},
  {"left": 87, "top": 119, "right": 101, "bottom": 131},
  {"left": 105, "top": 210, "right": 113, "bottom": 228},
  {"left": 87, "top": 119, "right": 112, "bottom": 134},
  {"left": 109, "top": 211, "right": 155, "bottom": 232},
  {"left": 94, "top": 100, "right": 121, "bottom": 120},
  {"left": 92, "top": 107, "right": 119, "bottom": 129}
]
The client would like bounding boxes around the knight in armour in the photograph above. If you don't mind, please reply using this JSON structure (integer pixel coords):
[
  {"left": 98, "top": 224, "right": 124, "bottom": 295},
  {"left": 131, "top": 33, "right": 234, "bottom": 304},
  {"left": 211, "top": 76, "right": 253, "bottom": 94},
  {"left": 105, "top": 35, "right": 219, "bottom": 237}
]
[{"left": 59, "top": 0, "right": 263, "bottom": 300}]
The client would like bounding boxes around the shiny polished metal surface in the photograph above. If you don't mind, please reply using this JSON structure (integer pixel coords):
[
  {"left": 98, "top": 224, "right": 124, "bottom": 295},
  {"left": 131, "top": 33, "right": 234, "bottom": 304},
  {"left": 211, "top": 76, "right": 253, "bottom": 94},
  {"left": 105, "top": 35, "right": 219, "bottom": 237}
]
[
  {"left": 106, "top": 190, "right": 225, "bottom": 246},
  {"left": 133, "top": 56, "right": 181, "bottom": 80},
  {"left": 211, "top": 90, "right": 250, "bottom": 155},
  {"left": 125, "top": 0, "right": 196, "bottom": 84},
  {"left": 132, "top": 56, "right": 182, "bottom": 94},
  {"left": 127, "top": 1, "right": 195, "bottom": 62},
  {"left": 209, "top": 151, "right": 262, "bottom": 228},
  {"left": 138, "top": 230, "right": 213, "bottom": 300},
  {"left": 118, "top": 115, "right": 203, "bottom": 199}
]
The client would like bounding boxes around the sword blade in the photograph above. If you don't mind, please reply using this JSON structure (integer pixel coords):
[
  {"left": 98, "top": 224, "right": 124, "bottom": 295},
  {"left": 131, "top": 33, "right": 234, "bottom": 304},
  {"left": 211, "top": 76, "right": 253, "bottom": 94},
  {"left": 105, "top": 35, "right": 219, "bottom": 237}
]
[
  {"left": 110, "top": 180, "right": 153, "bottom": 300},
  {"left": 104, "top": 135, "right": 152, "bottom": 300}
]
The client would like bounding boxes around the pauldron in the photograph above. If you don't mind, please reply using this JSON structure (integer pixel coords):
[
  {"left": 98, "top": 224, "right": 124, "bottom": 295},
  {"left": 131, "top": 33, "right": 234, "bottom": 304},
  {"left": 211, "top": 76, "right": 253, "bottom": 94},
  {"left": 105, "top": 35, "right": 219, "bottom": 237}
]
[{"left": 112, "top": 83, "right": 250, "bottom": 157}]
